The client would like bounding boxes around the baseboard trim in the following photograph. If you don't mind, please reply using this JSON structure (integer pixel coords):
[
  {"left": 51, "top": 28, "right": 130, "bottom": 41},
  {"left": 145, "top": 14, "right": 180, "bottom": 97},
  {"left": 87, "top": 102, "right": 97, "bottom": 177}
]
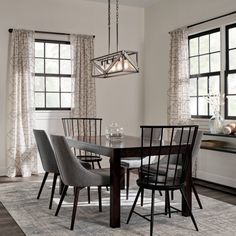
[
  {"left": 193, "top": 177, "right": 236, "bottom": 196},
  {"left": 0, "top": 168, "right": 7, "bottom": 176},
  {"left": 196, "top": 170, "right": 236, "bottom": 188}
]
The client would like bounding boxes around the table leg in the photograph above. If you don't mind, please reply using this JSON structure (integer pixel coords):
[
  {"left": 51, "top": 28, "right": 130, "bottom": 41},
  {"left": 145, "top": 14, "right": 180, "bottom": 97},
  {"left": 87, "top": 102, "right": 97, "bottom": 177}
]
[
  {"left": 182, "top": 156, "right": 192, "bottom": 216},
  {"left": 110, "top": 150, "right": 121, "bottom": 228}
]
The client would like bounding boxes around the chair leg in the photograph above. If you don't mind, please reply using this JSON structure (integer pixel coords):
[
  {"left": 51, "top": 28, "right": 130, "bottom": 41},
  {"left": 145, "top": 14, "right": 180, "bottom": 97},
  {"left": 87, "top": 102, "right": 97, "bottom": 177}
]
[
  {"left": 165, "top": 191, "right": 167, "bottom": 215},
  {"left": 150, "top": 189, "right": 155, "bottom": 236},
  {"left": 180, "top": 188, "right": 199, "bottom": 231},
  {"left": 49, "top": 173, "right": 58, "bottom": 209},
  {"left": 97, "top": 161, "right": 101, "bottom": 169},
  {"left": 140, "top": 187, "right": 144, "bottom": 206},
  {"left": 87, "top": 187, "right": 91, "bottom": 204},
  {"left": 192, "top": 181, "right": 203, "bottom": 209},
  {"left": 55, "top": 185, "right": 68, "bottom": 216},
  {"left": 37, "top": 172, "right": 49, "bottom": 199},
  {"left": 98, "top": 186, "right": 102, "bottom": 212},
  {"left": 166, "top": 191, "right": 171, "bottom": 218},
  {"left": 126, "top": 169, "right": 130, "bottom": 200},
  {"left": 127, "top": 187, "right": 142, "bottom": 224},
  {"left": 70, "top": 187, "right": 80, "bottom": 230},
  {"left": 171, "top": 190, "right": 174, "bottom": 200},
  {"left": 92, "top": 162, "right": 95, "bottom": 169}
]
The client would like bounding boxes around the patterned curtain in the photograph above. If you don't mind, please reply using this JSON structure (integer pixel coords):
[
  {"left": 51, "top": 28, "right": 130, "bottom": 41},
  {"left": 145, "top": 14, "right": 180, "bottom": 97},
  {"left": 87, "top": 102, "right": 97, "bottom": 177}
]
[
  {"left": 167, "top": 27, "right": 191, "bottom": 125},
  {"left": 7, "top": 29, "right": 37, "bottom": 177},
  {"left": 70, "top": 34, "right": 96, "bottom": 118}
]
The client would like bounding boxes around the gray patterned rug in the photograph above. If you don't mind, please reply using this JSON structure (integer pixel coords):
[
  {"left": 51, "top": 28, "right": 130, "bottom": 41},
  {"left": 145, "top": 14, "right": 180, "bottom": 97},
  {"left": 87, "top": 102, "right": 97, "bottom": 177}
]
[{"left": 0, "top": 177, "right": 236, "bottom": 236}]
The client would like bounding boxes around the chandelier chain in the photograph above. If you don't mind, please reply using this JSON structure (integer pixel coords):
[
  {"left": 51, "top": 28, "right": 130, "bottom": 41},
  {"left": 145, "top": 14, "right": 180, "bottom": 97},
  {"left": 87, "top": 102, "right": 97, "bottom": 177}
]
[
  {"left": 108, "top": 0, "right": 111, "bottom": 54},
  {"left": 116, "top": 0, "right": 119, "bottom": 51}
]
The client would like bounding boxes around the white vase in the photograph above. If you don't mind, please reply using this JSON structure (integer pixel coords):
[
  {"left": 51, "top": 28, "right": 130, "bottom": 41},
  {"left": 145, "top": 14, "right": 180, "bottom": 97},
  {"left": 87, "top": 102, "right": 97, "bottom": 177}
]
[{"left": 209, "top": 112, "right": 224, "bottom": 134}]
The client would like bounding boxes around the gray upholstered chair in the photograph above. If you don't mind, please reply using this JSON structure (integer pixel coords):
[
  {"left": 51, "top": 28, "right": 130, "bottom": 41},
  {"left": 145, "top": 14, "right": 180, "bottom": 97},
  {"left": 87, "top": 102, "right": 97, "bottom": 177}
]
[
  {"left": 33, "top": 129, "right": 59, "bottom": 210},
  {"left": 167, "top": 130, "right": 204, "bottom": 209},
  {"left": 50, "top": 134, "right": 110, "bottom": 230},
  {"left": 121, "top": 128, "right": 162, "bottom": 200}
]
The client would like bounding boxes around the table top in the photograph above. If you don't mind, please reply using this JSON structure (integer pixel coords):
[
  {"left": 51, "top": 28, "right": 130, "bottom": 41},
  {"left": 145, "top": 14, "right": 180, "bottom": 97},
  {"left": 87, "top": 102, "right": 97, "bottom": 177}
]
[{"left": 66, "top": 135, "right": 189, "bottom": 158}]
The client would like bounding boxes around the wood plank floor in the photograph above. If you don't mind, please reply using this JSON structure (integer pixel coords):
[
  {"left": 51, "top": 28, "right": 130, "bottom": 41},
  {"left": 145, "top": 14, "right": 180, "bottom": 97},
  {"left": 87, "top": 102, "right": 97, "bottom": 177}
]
[{"left": 0, "top": 175, "right": 235, "bottom": 235}]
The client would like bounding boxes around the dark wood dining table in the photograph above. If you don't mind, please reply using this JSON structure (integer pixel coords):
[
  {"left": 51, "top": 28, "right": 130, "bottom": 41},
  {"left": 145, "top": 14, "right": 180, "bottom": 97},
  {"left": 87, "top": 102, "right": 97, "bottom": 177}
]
[{"left": 66, "top": 135, "right": 192, "bottom": 228}]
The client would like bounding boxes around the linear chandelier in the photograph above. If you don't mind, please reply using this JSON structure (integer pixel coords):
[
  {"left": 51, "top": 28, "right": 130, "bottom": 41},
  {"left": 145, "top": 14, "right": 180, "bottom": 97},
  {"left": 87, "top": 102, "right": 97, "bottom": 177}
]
[{"left": 91, "top": 0, "right": 139, "bottom": 78}]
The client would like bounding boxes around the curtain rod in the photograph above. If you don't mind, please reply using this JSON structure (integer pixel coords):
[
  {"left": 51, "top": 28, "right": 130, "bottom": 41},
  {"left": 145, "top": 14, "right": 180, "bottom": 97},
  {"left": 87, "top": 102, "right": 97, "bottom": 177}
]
[
  {"left": 8, "top": 28, "right": 95, "bottom": 38},
  {"left": 169, "top": 10, "right": 236, "bottom": 34},
  {"left": 187, "top": 10, "right": 236, "bottom": 28}
]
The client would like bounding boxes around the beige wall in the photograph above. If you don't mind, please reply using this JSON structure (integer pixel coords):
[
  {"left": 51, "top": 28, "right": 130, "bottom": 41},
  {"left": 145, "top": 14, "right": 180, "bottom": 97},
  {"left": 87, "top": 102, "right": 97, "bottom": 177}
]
[
  {"left": 0, "top": 0, "right": 144, "bottom": 175},
  {"left": 144, "top": 0, "right": 236, "bottom": 124},
  {"left": 144, "top": 0, "right": 236, "bottom": 187}
]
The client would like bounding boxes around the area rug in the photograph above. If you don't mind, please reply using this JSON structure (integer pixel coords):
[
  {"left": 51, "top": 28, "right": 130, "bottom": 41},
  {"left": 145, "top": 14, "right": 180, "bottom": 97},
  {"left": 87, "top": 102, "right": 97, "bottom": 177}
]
[{"left": 0, "top": 178, "right": 236, "bottom": 236}]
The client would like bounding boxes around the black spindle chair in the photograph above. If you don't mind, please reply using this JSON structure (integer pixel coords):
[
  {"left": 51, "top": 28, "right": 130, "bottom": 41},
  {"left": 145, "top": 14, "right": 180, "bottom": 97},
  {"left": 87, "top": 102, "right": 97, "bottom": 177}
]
[
  {"left": 62, "top": 118, "right": 103, "bottom": 169},
  {"left": 127, "top": 125, "right": 199, "bottom": 236}
]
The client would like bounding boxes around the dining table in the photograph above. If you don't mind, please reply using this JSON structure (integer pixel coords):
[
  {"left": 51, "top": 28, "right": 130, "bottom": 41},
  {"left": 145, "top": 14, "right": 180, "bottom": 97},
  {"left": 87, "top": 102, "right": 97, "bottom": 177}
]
[{"left": 66, "top": 135, "right": 193, "bottom": 228}]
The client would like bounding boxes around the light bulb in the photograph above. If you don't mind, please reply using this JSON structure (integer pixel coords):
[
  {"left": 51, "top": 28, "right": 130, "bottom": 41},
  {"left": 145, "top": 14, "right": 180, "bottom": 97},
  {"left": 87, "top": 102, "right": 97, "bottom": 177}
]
[
  {"left": 116, "top": 60, "right": 122, "bottom": 71},
  {"left": 105, "top": 61, "right": 110, "bottom": 70},
  {"left": 124, "top": 60, "right": 129, "bottom": 70},
  {"left": 110, "top": 64, "right": 116, "bottom": 72}
]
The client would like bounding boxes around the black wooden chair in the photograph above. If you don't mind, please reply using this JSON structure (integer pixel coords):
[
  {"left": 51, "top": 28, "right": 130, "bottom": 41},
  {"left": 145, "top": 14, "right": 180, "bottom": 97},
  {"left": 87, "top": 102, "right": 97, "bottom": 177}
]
[
  {"left": 50, "top": 135, "right": 110, "bottom": 230},
  {"left": 121, "top": 128, "right": 162, "bottom": 200},
  {"left": 62, "top": 118, "right": 103, "bottom": 168},
  {"left": 33, "top": 129, "right": 59, "bottom": 209},
  {"left": 126, "top": 125, "right": 199, "bottom": 236}
]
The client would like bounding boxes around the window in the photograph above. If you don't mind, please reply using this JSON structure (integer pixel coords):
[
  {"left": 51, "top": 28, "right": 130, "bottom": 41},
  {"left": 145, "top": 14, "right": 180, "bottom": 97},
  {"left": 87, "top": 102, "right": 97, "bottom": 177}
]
[
  {"left": 34, "top": 39, "right": 72, "bottom": 110},
  {"left": 226, "top": 23, "right": 236, "bottom": 119},
  {"left": 189, "top": 29, "right": 221, "bottom": 118}
]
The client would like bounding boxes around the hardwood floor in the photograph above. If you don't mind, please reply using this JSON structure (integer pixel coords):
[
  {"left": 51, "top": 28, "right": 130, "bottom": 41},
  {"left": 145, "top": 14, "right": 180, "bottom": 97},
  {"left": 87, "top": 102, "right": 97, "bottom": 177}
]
[
  {"left": 0, "top": 175, "right": 235, "bottom": 235},
  {"left": 0, "top": 202, "right": 25, "bottom": 236}
]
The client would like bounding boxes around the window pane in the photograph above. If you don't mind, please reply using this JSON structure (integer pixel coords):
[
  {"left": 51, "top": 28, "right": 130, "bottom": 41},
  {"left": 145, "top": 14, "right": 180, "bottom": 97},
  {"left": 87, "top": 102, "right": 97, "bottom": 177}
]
[
  {"left": 61, "top": 93, "right": 71, "bottom": 107},
  {"left": 190, "top": 78, "right": 197, "bottom": 96},
  {"left": 190, "top": 97, "right": 197, "bottom": 115},
  {"left": 46, "top": 43, "right": 59, "bottom": 58},
  {"left": 60, "top": 44, "right": 71, "bottom": 59},
  {"left": 198, "top": 77, "right": 208, "bottom": 95},
  {"left": 190, "top": 57, "right": 198, "bottom": 75},
  {"left": 35, "top": 58, "right": 44, "bottom": 73},
  {"left": 229, "top": 27, "right": 236, "bottom": 49},
  {"left": 227, "top": 96, "right": 236, "bottom": 116},
  {"left": 60, "top": 60, "right": 71, "bottom": 74},
  {"left": 61, "top": 77, "right": 72, "bottom": 92},
  {"left": 35, "top": 42, "right": 44, "bottom": 57},
  {"left": 45, "top": 59, "right": 59, "bottom": 74},
  {"left": 227, "top": 74, "right": 236, "bottom": 94},
  {"left": 198, "top": 97, "right": 208, "bottom": 115},
  {"left": 210, "top": 32, "right": 220, "bottom": 52},
  {"left": 35, "top": 93, "right": 45, "bottom": 108},
  {"left": 209, "top": 75, "right": 220, "bottom": 94},
  {"left": 199, "top": 35, "right": 209, "bottom": 54},
  {"left": 210, "top": 52, "right": 220, "bottom": 72},
  {"left": 199, "top": 55, "right": 209, "bottom": 73},
  {"left": 46, "top": 77, "right": 59, "bottom": 91},
  {"left": 46, "top": 93, "right": 59, "bottom": 107},
  {"left": 229, "top": 49, "right": 236, "bottom": 70},
  {"left": 35, "top": 76, "right": 44, "bottom": 91},
  {"left": 189, "top": 38, "right": 198, "bottom": 56}
]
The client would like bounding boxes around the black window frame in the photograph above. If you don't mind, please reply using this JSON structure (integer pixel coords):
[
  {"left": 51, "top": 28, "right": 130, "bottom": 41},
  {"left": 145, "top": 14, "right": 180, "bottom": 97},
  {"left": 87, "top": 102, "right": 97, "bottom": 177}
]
[
  {"left": 188, "top": 28, "right": 221, "bottom": 119},
  {"left": 34, "top": 39, "right": 71, "bottom": 111},
  {"left": 225, "top": 23, "right": 236, "bottom": 120}
]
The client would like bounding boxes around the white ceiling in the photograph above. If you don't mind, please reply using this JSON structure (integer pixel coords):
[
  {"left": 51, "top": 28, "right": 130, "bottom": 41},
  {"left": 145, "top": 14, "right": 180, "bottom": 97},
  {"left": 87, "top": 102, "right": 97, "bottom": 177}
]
[{"left": 85, "top": 0, "right": 161, "bottom": 8}]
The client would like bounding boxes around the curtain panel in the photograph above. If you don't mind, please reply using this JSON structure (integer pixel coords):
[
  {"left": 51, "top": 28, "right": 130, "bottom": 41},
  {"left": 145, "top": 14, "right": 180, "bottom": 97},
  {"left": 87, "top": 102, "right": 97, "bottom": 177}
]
[
  {"left": 7, "top": 29, "right": 37, "bottom": 177},
  {"left": 70, "top": 34, "right": 96, "bottom": 118},
  {"left": 167, "top": 28, "right": 191, "bottom": 125}
]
